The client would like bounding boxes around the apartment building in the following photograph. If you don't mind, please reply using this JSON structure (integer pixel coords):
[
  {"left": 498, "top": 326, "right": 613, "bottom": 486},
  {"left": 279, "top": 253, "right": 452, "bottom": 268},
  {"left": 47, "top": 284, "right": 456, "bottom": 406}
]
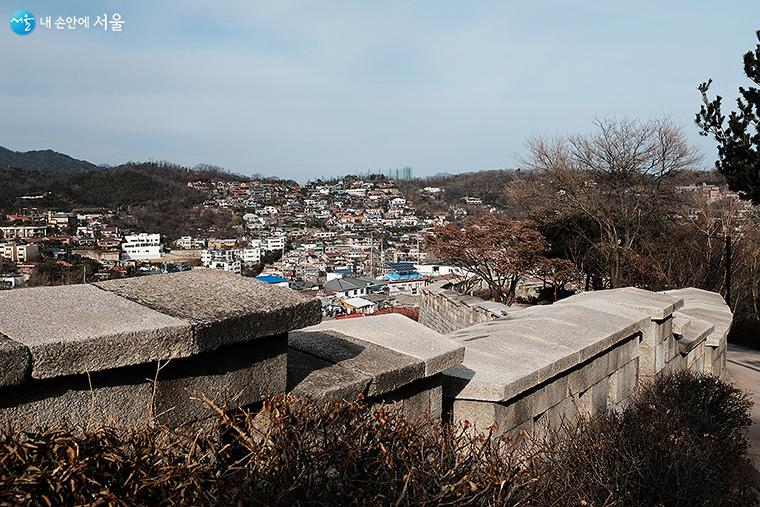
[
  {"left": 0, "top": 242, "right": 40, "bottom": 263},
  {"left": 201, "top": 249, "right": 241, "bottom": 275},
  {"left": 121, "top": 233, "right": 161, "bottom": 261}
]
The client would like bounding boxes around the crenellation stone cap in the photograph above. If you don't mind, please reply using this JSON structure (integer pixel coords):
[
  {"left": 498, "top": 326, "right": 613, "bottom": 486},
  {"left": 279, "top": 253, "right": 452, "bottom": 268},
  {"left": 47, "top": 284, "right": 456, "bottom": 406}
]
[
  {"left": 0, "top": 270, "right": 322, "bottom": 381},
  {"left": 672, "top": 312, "right": 714, "bottom": 355},
  {"left": 287, "top": 348, "right": 370, "bottom": 401},
  {"left": 0, "top": 284, "right": 193, "bottom": 379},
  {"left": 289, "top": 329, "right": 425, "bottom": 396},
  {"left": 95, "top": 269, "right": 322, "bottom": 352},
  {"left": 307, "top": 314, "right": 465, "bottom": 377},
  {"left": 289, "top": 315, "right": 465, "bottom": 397},
  {"left": 558, "top": 287, "right": 683, "bottom": 320},
  {"left": 442, "top": 303, "right": 645, "bottom": 402},
  {"left": 665, "top": 288, "right": 732, "bottom": 347}
]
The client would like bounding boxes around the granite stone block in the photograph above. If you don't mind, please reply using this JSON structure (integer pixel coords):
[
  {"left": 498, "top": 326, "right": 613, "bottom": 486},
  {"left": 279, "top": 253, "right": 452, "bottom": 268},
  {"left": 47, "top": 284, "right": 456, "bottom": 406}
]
[
  {"left": 0, "top": 284, "right": 193, "bottom": 379},
  {"left": 96, "top": 269, "right": 321, "bottom": 352}
]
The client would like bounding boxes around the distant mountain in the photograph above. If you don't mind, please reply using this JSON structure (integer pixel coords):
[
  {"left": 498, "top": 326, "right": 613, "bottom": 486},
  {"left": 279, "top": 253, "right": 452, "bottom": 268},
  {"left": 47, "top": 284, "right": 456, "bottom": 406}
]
[
  {"left": 431, "top": 172, "right": 454, "bottom": 178},
  {"left": 0, "top": 146, "right": 99, "bottom": 172}
]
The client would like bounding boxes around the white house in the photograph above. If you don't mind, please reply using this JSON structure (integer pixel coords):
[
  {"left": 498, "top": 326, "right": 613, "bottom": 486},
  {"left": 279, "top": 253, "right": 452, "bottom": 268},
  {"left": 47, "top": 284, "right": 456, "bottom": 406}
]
[
  {"left": 262, "top": 234, "right": 286, "bottom": 253},
  {"left": 240, "top": 246, "right": 261, "bottom": 266},
  {"left": 177, "top": 236, "right": 207, "bottom": 249},
  {"left": 0, "top": 225, "right": 47, "bottom": 239},
  {"left": 201, "top": 249, "right": 241, "bottom": 275},
  {"left": 341, "top": 297, "right": 377, "bottom": 315},
  {"left": 121, "top": 233, "right": 161, "bottom": 261}
]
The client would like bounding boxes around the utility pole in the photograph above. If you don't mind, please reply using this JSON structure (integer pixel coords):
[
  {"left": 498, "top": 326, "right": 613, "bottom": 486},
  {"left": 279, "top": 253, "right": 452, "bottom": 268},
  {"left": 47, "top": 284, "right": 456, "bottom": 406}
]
[{"left": 725, "top": 234, "right": 732, "bottom": 307}]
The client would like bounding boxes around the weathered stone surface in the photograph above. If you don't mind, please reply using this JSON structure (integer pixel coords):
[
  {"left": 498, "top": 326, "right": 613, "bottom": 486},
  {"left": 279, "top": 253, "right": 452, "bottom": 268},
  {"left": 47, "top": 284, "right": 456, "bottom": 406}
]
[
  {"left": 96, "top": 269, "right": 321, "bottom": 352},
  {"left": 608, "top": 358, "right": 638, "bottom": 406},
  {"left": 678, "top": 308, "right": 732, "bottom": 347},
  {"left": 380, "top": 375, "right": 444, "bottom": 422},
  {"left": 451, "top": 399, "right": 502, "bottom": 433},
  {"left": 560, "top": 287, "right": 683, "bottom": 320},
  {"left": 305, "top": 315, "right": 464, "bottom": 377},
  {"left": 672, "top": 312, "right": 713, "bottom": 355},
  {"left": 591, "top": 377, "right": 609, "bottom": 416},
  {"left": 0, "top": 368, "right": 156, "bottom": 429},
  {"left": 0, "top": 334, "right": 30, "bottom": 387},
  {"left": 289, "top": 329, "right": 425, "bottom": 396},
  {"left": 287, "top": 348, "right": 370, "bottom": 401},
  {"left": 0, "top": 335, "right": 287, "bottom": 429},
  {"left": 664, "top": 287, "right": 728, "bottom": 308},
  {"left": 154, "top": 334, "right": 288, "bottom": 427},
  {"left": 443, "top": 303, "right": 643, "bottom": 402},
  {"left": 665, "top": 288, "right": 732, "bottom": 352},
  {"left": 0, "top": 285, "right": 193, "bottom": 379}
]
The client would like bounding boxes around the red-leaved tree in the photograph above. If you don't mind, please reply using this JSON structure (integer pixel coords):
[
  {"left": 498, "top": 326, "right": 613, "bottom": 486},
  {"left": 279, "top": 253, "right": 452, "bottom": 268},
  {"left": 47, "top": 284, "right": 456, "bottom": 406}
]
[{"left": 426, "top": 215, "right": 548, "bottom": 305}]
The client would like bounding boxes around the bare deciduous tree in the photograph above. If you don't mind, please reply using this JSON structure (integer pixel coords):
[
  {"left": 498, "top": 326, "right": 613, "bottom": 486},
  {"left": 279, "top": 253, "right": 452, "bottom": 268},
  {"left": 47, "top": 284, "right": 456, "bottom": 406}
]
[{"left": 508, "top": 118, "right": 701, "bottom": 288}]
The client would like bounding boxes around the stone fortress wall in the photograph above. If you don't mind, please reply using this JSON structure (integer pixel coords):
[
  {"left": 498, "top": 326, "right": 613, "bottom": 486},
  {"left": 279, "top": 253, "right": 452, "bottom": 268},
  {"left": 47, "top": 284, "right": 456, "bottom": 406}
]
[
  {"left": 425, "top": 285, "right": 731, "bottom": 438},
  {"left": 0, "top": 270, "right": 733, "bottom": 438},
  {"left": 418, "top": 281, "right": 510, "bottom": 334}
]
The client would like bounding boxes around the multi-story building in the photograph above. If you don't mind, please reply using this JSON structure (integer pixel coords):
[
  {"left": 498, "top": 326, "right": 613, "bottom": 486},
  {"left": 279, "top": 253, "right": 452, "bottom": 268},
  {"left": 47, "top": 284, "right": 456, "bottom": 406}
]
[
  {"left": 240, "top": 246, "right": 261, "bottom": 266},
  {"left": 0, "top": 242, "right": 40, "bottom": 263},
  {"left": 47, "top": 212, "right": 77, "bottom": 229},
  {"left": 0, "top": 225, "right": 47, "bottom": 239},
  {"left": 201, "top": 249, "right": 241, "bottom": 275},
  {"left": 262, "top": 234, "right": 286, "bottom": 254},
  {"left": 383, "top": 262, "right": 428, "bottom": 295},
  {"left": 177, "top": 236, "right": 207, "bottom": 249},
  {"left": 121, "top": 233, "right": 161, "bottom": 261}
]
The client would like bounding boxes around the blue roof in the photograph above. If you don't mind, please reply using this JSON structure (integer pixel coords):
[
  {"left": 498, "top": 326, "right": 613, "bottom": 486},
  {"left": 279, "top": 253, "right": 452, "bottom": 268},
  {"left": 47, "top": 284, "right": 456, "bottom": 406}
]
[
  {"left": 256, "top": 275, "right": 289, "bottom": 284},
  {"left": 384, "top": 272, "right": 424, "bottom": 282}
]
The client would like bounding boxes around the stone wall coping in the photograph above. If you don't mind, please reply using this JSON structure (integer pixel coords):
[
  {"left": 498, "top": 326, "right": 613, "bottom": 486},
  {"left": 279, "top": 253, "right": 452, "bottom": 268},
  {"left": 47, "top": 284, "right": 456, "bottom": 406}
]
[
  {"left": 664, "top": 288, "right": 732, "bottom": 347},
  {"left": 672, "top": 311, "right": 714, "bottom": 355},
  {"left": 306, "top": 315, "right": 465, "bottom": 377},
  {"left": 288, "top": 348, "right": 370, "bottom": 401},
  {"left": 442, "top": 302, "right": 648, "bottom": 403},
  {"left": 0, "top": 270, "right": 321, "bottom": 385},
  {"left": 0, "top": 334, "right": 30, "bottom": 387},
  {"left": 95, "top": 269, "right": 321, "bottom": 352},
  {"left": 557, "top": 287, "right": 683, "bottom": 320},
  {"left": 289, "top": 314, "right": 465, "bottom": 398}
]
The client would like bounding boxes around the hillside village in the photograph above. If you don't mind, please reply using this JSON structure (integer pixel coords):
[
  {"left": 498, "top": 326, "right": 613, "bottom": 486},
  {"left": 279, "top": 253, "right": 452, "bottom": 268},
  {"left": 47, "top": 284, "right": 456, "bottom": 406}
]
[
  {"left": 0, "top": 173, "right": 482, "bottom": 318},
  {"left": 1, "top": 165, "right": 752, "bottom": 324}
]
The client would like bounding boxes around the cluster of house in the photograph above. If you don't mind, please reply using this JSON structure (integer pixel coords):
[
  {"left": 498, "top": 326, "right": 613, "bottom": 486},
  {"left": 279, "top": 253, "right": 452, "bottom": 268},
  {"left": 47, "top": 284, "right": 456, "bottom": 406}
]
[
  {"left": 302, "top": 262, "right": 473, "bottom": 318},
  {"left": 0, "top": 176, "right": 470, "bottom": 316},
  {"left": 173, "top": 177, "right": 446, "bottom": 281},
  {"left": 675, "top": 183, "right": 755, "bottom": 220},
  {"left": 173, "top": 178, "right": 471, "bottom": 316},
  {"left": 0, "top": 209, "right": 175, "bottom": 286}
]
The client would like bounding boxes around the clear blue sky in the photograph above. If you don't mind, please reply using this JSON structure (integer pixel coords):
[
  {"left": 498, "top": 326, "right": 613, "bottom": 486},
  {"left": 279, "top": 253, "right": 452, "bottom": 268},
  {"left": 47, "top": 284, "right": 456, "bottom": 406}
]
[{"left": 2, "top": 1, "right": 758, "bottom": 180}]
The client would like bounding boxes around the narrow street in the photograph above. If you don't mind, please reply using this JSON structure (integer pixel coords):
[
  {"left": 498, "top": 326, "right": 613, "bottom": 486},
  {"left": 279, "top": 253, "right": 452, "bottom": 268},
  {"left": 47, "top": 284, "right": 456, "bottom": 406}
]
[{"left": 727, "top": 344, "right": 760, "bottom": 467}]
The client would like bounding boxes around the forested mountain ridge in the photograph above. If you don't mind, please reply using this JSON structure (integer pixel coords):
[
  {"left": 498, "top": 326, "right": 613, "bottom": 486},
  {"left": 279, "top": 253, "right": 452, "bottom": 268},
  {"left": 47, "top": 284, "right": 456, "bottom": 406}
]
[
  {"left": 0, "top": 162, "right": 247, "bottom": 211},
  {"left": 0, "top": 146, "right": 100, "bottom": 173},
  {"left": 0, "top": 159, "right": 251, "bottom": 238}
]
